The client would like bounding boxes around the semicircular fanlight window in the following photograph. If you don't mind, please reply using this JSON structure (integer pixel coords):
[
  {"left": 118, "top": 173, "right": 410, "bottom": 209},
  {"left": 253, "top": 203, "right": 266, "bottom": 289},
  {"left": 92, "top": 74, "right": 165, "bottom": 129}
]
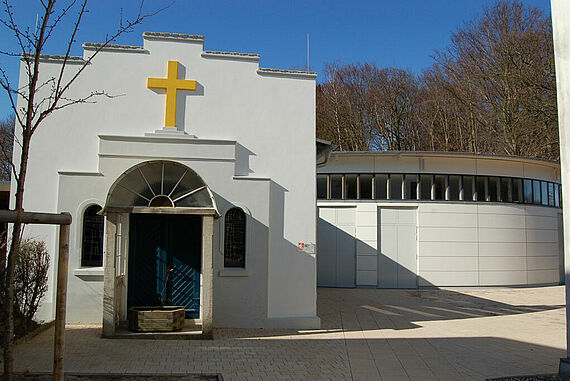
[{"left": 105, "top": 160, "right": 214, "bottom": 209}]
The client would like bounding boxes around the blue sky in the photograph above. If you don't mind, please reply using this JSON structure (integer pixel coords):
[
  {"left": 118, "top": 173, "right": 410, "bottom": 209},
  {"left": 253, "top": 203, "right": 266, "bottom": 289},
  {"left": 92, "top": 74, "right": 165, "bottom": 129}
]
[{"left": 0, "top": 0, "right": 551, "bottom": 119}]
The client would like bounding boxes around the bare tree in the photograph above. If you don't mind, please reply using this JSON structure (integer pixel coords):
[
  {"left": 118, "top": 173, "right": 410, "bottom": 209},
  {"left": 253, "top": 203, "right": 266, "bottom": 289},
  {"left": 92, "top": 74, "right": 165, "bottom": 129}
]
[
  {"left": 417, "top": 67, "right": 491, "bottom": 153},
  {"left": 317, "top": 1, "right": 557, "bottom": 160},
  {"left": 433, "top": 0, "right": 557, "bottom": 159},
  {"left": 316, "top": 63, "right": 421, "bottom": 152},
  {"left": 368, "top": 67, "right": 420, "bottom": 151},
  {"left": 0, "top": 1, "right": 168, "bottom": 379},
  {"left": 316, "top": 63, "right": 418, "bottom": 151},
  {"left": 317, "top": 63, "right": 378, "bottom": 151}
]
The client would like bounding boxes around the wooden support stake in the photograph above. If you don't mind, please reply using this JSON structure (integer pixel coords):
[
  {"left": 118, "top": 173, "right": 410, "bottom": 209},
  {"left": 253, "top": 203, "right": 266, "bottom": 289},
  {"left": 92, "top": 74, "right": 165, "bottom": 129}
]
[
  {"left": 53, "top": 219, "right": 71, "bottom": 381},
  {"left": 0, "top": 210, "right": 72, "bottom": 380},
  {"left": 0, "top": 210, "right": 71, "bottom": 225}
]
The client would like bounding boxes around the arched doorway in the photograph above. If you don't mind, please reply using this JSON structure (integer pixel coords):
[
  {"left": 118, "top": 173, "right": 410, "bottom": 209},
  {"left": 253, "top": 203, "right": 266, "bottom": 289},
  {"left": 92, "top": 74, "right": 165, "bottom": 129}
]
[{"left": 101, "top": 160, "right": 217, "bottom": 337}]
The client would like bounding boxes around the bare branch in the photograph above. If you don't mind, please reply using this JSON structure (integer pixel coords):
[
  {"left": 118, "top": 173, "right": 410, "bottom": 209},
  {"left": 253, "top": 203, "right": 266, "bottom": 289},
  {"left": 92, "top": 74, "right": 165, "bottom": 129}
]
[
  {"left": 35, "top": 1, "right": 172, "bottom": 132},
  {"left": 0, "top": 68, "right": 24, "bottom": 129},
  {"left": 0, "top": 1, "right": 34, "bottom": 51},
  {"left": 42, "top": 0, "right": 80, "bottom": 44}
]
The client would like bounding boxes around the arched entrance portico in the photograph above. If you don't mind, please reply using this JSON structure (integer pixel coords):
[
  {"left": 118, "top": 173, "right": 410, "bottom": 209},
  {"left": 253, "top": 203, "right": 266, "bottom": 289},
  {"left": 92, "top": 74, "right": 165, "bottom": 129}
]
[{"left": 101, "top": 160, "right": 218, "bottom": 338}]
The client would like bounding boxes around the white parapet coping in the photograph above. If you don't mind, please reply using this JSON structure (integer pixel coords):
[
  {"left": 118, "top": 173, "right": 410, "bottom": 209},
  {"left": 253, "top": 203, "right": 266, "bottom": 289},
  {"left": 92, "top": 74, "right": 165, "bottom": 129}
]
[
  {"left": 83, "top": 42, "right": 148, "bottom": 54},
  {"left": 202, "top": 50, "right": 260, "bottom": 62},
  {"left": 25, "top": 54, "right": 85, "bottom": 64},
  {"left": 143, "top": 31, "right": 205, "bottom": 42},
  {"left": 257, "top": 67, "right": 317, "bottom": 79}
]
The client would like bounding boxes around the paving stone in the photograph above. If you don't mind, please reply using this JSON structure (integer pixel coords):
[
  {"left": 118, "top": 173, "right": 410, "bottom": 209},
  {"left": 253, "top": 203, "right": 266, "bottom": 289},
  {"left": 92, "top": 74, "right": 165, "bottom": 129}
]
[{"left": 6, "top": 286, "right": 566, "bottom": 380}]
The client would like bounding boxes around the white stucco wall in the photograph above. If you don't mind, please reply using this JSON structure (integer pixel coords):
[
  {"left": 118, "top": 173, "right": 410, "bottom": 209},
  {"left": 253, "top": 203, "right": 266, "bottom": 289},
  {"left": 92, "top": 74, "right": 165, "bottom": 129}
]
[
  {"left": 552, "top": 0, "right": 570, "bottom": 360},
  {"left": 317, "top": 152, "right": 562, "bottom": 287},
  {"left": 13, "top": 33, "right": 318, "bottom": 328}
]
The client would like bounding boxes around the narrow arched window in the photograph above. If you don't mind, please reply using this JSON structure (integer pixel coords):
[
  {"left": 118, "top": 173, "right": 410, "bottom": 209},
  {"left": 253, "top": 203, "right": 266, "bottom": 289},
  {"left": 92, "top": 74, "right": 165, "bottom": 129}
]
[
  {"left": 224, "top": 207, "right": 246, "bottom": 268},
  {"left": 81, "top": 205, "right": 104, "bottom": 267}
]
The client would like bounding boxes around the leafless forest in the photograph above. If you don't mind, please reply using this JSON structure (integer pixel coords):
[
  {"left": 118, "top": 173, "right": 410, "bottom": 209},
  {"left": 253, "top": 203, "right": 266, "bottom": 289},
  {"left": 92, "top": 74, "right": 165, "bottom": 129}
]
[{"left": 316, "top": 1, "right": 559, "bottom": 160}]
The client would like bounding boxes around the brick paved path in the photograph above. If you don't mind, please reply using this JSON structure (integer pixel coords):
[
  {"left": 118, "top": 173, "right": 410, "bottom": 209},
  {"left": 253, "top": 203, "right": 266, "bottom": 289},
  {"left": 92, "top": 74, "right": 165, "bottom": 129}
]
[{"left": 9, "top": 287, "right": 566, "bottom": 380}]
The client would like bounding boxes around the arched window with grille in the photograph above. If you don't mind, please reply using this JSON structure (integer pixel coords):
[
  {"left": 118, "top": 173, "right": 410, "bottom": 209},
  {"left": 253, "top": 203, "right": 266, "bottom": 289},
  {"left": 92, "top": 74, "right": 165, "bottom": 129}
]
[
  {"left": 81, "top": 205, "right": 104, "bottom": 267},
  {"left": 224, "top": 207, "right": 246, "bottom": 268}
]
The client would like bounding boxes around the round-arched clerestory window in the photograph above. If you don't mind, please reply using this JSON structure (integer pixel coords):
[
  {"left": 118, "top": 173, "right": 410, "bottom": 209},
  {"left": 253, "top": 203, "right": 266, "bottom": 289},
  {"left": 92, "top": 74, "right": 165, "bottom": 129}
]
[{"left": 81, "top": 204, "right": 104, "bottom": 267}]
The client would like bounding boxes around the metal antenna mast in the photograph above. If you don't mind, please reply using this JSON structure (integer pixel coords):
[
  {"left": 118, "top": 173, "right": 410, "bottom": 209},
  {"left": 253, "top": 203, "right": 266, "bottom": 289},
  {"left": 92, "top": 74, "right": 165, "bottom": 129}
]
[{"left": 307, "top": 33, "right": 310, "bottom": 72}]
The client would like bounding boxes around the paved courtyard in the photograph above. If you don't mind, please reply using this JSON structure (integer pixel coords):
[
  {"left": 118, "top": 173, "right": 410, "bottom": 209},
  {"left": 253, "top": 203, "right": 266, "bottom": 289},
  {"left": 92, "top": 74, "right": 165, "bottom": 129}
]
[{"left": 9, "top": 286, "right": 566, "bottom": 380}]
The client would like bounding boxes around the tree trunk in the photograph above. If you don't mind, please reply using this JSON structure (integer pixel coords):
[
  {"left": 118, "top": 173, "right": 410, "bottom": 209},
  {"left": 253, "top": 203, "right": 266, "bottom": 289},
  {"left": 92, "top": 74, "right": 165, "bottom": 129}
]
[{"left": 3, "top": 127, "right": 31, "bottom": 381}]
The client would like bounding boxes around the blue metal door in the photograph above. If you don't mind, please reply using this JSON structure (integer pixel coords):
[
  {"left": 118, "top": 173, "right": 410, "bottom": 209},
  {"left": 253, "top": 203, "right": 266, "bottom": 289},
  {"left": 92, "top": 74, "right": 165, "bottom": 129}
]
[{"left": 128, "top": 214, "right": 201, "bottom": 318}]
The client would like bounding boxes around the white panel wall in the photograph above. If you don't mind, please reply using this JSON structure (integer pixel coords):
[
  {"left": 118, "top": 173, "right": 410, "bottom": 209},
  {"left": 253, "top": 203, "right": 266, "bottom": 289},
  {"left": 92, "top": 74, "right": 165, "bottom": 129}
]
[
  {"left": 525, "top": 206, "right": 560, "bottom": 286},
  {"left": 477, "top": 159, "right": 523, "bottom": 178},
  {"left": 317, "top": 207, "right": 356, "bottom": 287},
  {"left": 378, "top": 207, "right": 418, "bottom": 288},
  {"left": 524, "top": 163, "right": 559, "bottom": 182},
  {"left": 373, "top": 156, "right": 421, "bottom": 173},
  {"left": 355, "top": 203, "right": 378, "bottom": 286},
  {"left": 318, "top": 201, "right": 561, "bottom": 288},
  {"left": 418, "top": 203, "right": 479, "bottom": 286},
  {"left": 423, "top": 157, "right": 477, "bottom": 174},
  {"left": 325, "top": 156, "right": 375, "bottom": 173},
  {"left": 417, "top": 203, "right": 560, "bottom": 286}
]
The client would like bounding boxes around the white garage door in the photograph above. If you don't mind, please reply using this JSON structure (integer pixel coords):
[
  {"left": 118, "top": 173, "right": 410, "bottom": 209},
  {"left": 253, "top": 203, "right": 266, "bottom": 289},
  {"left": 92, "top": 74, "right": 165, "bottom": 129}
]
[
  {"left": 378, "top": 207, "right": 418, "bottom": 288},
  {"left": 317, "top": 207, "right": 356, "bottom": 287}
]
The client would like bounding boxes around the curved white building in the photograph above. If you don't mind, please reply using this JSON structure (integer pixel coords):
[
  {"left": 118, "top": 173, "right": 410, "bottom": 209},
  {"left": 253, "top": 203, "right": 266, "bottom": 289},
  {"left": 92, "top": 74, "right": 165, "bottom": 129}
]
[{"left": 316, "top": 151, "right": 563, "bottom": 288}]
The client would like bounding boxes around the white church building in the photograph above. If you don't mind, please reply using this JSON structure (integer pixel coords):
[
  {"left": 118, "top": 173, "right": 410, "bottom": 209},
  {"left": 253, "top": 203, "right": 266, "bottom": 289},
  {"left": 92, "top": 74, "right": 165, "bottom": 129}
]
[{"left": 14, "top": 32, "right": 320, "bottom": 336}]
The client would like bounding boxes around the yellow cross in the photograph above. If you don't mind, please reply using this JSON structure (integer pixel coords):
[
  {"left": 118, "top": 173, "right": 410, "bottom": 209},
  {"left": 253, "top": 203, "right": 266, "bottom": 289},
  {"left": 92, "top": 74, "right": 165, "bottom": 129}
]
[{"left": 147, "top": 61, "right": 196, "bottom": 128}]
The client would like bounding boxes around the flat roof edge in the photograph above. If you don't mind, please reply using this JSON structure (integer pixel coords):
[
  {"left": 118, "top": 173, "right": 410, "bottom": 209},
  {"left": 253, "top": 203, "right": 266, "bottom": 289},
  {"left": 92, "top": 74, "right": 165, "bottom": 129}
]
[
  {"left": 316, "top": 138, "right": 332, "bottom": 146},
  {"left": 331, "top": 151, "right": 560, "bottom": 166}
]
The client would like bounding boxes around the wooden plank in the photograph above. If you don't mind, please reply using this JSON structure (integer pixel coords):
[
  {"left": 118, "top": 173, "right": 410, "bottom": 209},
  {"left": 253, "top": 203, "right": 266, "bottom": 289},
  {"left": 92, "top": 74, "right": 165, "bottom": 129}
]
[{"left": 0, "top": 210, "right": 72, "bottom": 225}]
